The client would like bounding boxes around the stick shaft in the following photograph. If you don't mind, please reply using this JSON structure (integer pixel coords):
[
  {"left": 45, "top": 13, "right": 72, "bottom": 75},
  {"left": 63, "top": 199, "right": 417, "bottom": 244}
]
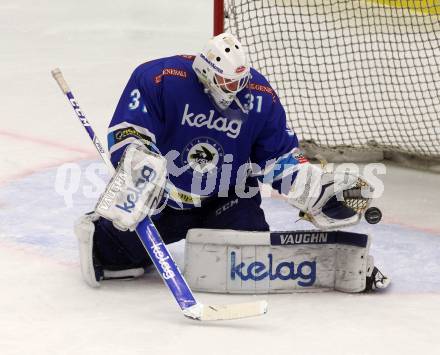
[
  {"left": 52, "top": 68, "right": 113, "bottom": 171},
  {"left": 51, "top": 68, "right": 198, "bottom": 311}
]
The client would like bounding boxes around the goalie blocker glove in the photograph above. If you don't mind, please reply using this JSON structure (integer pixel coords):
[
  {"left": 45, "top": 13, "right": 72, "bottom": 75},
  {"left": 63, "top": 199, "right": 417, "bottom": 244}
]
[
  {"left": 287, "top": 162, "right": 373, "bottom": 230},
  {"left": 95, "top": 143, "right": 167, "bottom": 231}
]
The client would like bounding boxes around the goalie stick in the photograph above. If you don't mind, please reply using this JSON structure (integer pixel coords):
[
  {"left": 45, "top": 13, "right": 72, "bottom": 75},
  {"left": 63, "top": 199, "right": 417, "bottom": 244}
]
[{"left": 51, "top": 68, "right": 267, "bottom": 321}]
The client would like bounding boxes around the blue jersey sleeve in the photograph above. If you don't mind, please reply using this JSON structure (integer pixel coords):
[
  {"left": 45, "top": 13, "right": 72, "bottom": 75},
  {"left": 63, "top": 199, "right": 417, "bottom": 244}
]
[
  {"left": 250, "top": 87, "right": 302, "bottom": 195},
  {"left": 107, "top": 61, "right": 165, "bottom": 166}
]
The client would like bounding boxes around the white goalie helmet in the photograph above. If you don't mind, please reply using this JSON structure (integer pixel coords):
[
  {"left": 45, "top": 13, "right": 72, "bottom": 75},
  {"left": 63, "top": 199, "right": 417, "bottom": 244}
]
[{"left": 193, "top": 33, "right": 251, "bottom": 115}]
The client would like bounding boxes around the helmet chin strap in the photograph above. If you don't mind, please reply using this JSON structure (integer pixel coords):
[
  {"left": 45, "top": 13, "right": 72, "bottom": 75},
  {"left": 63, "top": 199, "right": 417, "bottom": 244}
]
[
  {"left": 233, "top": 96, "right": 250, "bottom": 115},
  {"left": 204, "top": 86, "right": 233, "bottom": 110}
]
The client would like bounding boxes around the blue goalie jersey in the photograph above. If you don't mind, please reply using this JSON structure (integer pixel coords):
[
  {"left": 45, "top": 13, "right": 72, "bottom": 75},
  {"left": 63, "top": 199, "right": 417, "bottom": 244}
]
[{"left": 107, "top": 55, "right": 300, "bottom": 209}]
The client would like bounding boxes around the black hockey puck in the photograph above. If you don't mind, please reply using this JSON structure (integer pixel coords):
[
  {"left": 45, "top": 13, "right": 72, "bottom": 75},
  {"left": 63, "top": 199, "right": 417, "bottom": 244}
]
[{"left": 365, "top": 207, "right": 382, "bottom": 224}]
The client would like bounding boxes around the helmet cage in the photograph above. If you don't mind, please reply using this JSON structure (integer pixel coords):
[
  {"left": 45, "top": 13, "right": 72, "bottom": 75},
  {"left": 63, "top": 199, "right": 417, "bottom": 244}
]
[{"left": 214, "top": 72, "right": 250, "bottom": 95}]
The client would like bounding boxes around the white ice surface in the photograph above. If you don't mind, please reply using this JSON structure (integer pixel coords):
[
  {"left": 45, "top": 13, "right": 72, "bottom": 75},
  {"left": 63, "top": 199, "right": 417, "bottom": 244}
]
[{"left": 1, "top": 1, "right": 440, "bottom": 354}]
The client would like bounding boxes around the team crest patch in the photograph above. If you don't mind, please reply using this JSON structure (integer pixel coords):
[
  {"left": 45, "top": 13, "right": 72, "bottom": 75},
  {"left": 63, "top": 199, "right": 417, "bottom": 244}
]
[{"left": 182, "top": 137, "right": 224, "bottom": 174}]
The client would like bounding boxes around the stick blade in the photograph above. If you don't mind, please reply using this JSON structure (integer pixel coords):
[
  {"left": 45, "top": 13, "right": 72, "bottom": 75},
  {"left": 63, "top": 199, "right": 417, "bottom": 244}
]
[{"left": 183, "top": 301, "right": 268, "bottom": 321}]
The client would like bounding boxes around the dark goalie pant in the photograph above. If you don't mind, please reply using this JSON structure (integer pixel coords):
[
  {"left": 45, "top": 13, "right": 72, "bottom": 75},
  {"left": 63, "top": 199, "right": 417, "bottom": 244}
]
[{"left": 92, "top": 181, "right": 269, "bottom": 271}]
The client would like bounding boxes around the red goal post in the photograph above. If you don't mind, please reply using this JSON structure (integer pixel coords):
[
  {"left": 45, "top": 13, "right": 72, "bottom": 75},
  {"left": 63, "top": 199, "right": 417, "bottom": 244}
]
[
  {"left": 213, "top": 0, "right": 440, "bottom": 171},
  {"left": 214, "top": 0, "right": 224, "bottom": 36}
]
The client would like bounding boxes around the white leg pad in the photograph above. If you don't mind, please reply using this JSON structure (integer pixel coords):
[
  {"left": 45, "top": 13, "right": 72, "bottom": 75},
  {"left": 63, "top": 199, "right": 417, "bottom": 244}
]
[
  {"left": 74, "top": 214, "right": 146, "bottom": 287},
  {"left": 74, "top": 213, "right": 101, "bottom": 288},
  {"left": 103, "top": 269, "right": 145, "bottom": 279},
  {"left": 184, "top": 229, "right": 371, "bottom": 293}
]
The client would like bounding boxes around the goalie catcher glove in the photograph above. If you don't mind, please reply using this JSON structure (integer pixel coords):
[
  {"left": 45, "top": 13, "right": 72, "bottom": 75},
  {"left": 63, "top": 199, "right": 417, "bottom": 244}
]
[
  {"left": 287, "top": 162, "right": 373, "bottom": 230},
  {"left": 95, "top": 143, "right": 167, "bottom": 231}
]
